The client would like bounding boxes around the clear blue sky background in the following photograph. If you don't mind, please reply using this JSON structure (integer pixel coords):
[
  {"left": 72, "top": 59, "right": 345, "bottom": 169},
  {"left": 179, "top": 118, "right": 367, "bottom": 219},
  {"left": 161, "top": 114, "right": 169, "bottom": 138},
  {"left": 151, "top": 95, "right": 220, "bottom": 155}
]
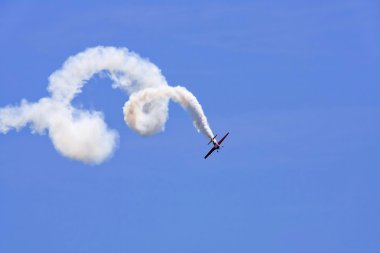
[{"left": 0, "top": 0, "right": 379, "bottom": 252}]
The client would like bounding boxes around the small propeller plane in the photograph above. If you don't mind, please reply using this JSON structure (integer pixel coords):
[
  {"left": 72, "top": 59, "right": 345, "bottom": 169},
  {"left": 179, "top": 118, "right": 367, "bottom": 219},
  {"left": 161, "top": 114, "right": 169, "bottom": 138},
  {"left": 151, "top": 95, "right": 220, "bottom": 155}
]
[{"left": 204, "top": 132, "right": 230, "bottom": 159}]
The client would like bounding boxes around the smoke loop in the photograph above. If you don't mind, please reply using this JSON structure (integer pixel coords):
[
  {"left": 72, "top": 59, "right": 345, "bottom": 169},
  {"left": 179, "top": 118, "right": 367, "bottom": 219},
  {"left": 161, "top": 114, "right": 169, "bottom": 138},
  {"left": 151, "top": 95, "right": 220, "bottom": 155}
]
[{"left": 0, "top": 46, "right": 213, "bottom": 164}]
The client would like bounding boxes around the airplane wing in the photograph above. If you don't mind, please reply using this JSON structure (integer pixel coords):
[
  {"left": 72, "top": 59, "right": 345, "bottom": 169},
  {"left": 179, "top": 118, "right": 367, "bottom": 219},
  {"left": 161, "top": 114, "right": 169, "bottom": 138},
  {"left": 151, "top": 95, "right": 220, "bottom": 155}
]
[
  {"left": 218, "top": 132, "right": 229, "bottom": 145},
  {"left": 204, "top": 147, "right": 216, "bottom": 159}
]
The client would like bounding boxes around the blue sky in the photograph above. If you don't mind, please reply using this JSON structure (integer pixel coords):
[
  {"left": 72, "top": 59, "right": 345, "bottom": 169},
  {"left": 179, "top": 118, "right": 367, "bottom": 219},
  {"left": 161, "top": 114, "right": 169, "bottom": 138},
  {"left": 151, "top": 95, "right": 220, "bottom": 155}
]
[{"left": 0, "top": 0, "right": 379, "bottom": 252}]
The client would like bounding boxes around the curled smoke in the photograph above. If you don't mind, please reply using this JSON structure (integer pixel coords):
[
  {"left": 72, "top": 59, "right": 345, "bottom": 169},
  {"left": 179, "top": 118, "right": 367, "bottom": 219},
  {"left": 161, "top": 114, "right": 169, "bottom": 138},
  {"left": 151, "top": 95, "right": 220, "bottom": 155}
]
[{"left": 0, "top": 47, "right": 214, "bottom": 164}]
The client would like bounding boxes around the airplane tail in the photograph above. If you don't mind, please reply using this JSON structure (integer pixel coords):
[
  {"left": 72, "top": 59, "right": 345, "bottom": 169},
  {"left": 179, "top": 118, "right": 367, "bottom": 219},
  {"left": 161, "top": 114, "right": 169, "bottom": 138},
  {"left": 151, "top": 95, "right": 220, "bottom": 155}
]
[{"left": 208, "top": 134, "right": 217, "bottom": 145}]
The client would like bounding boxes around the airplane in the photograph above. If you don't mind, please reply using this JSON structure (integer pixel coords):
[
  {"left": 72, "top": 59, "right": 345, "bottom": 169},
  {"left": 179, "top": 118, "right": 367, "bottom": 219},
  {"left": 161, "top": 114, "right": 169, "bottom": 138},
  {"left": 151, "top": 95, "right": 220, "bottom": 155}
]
[{"left": 204, "top": 132, "right": 229, "bottom": 159}]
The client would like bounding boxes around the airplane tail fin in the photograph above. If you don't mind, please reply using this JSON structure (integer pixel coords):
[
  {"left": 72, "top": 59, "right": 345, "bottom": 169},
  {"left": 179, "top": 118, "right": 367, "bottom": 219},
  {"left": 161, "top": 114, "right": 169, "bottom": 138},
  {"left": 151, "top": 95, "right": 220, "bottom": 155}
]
[{"left": 208, "top": 134, "right": 217, "bottom": 145}]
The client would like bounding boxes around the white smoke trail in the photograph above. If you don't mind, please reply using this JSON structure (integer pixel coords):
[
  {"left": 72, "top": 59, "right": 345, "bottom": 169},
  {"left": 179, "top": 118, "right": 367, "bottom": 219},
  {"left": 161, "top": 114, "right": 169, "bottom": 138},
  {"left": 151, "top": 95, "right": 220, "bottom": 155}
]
[
  {"left": 0, "top": 46, "right": 213, "bottom": 164},
  {"left": 124, "top": 86, "right": 213, "bottom": 137}
]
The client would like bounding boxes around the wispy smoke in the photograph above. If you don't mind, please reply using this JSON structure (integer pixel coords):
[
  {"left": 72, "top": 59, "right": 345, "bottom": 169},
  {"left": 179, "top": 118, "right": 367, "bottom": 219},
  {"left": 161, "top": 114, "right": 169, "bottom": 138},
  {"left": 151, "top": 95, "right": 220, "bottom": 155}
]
[{"left": 0, "top": 47, "right": 213, "bottom": 164}]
